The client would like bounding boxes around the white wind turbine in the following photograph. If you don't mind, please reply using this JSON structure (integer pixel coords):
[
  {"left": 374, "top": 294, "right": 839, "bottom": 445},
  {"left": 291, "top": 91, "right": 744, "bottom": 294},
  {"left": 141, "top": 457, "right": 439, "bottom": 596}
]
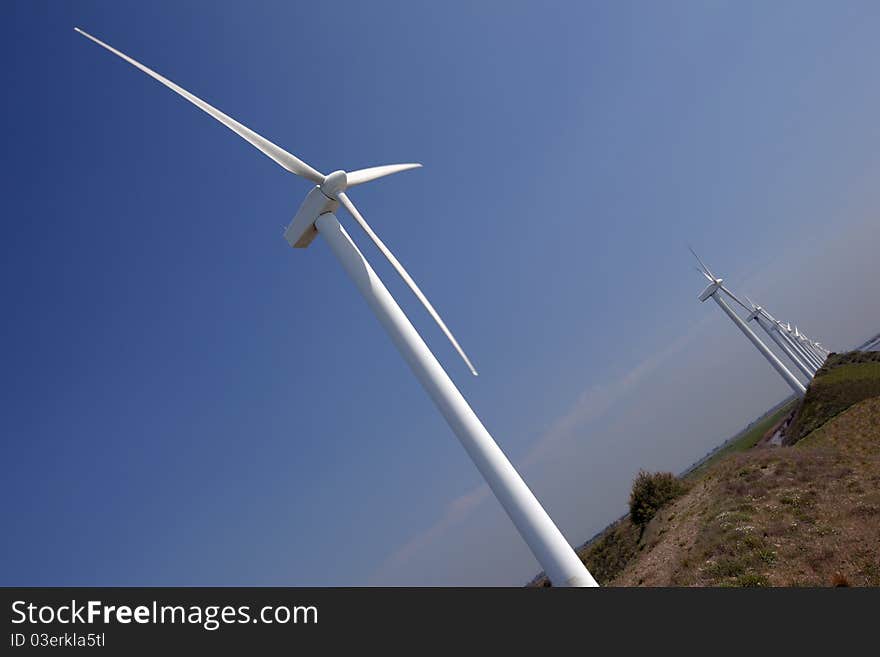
[
  {"left": 781, "top": 322, "right": 823, "bottom": 371},
  {"left": 75, "top": 28, "right": 597, "bottom": 588},
  {"left": 690, "top": 249, "right": 806, "bottom": 397},
  {"left": 802, "top": 330, "right": 828, "bottom": 360},
  {"left": 776, "top": 320, "right": 820, "bottom": 371},
  {"left": 743, "top": 298, "right": 816, "bottom": 380},
  {"left": 794, "top": 327, "right": 827, "bottom": 369}
]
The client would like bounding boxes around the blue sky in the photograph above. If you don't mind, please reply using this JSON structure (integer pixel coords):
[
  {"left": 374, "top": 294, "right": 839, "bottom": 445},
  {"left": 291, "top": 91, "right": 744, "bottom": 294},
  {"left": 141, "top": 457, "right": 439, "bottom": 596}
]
[{"left": 3, "top": 1, "right": 880, "bottom": 585}]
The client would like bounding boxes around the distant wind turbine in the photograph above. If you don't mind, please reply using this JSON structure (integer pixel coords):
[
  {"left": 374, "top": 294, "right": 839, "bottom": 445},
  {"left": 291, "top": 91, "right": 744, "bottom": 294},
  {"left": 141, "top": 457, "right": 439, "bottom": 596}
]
[
  {"left": 75, "top": 28, "right": 597, "bottom": 587},
  {"left": 777, "top": 320, "right": 821, "bottom": 371},
  {"left": 690, "top": 249, "right": 806, "bottom": 397},
  {"left": 743, "top": 298, "right": 815, "bottom": 380},
  {"left": 794, "top": 327, "right": 826, "bottom": 369}
]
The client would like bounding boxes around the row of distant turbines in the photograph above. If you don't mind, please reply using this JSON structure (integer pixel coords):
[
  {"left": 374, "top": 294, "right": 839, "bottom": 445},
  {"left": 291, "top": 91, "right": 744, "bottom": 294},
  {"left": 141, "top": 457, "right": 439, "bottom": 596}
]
[{"left": 691, "top": 248, "right": 830, "bottom": 397}]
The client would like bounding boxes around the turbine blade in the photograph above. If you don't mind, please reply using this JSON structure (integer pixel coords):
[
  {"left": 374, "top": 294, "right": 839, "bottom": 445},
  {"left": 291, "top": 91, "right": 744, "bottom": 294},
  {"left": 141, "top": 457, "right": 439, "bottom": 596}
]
[
  {"left": 688, "top": 245, "right": 715, "bottom": 279},
  {"left": 694, "top": 266, "right": 713, "bottom": 282},
  {"left": 719, "top": 284, "right": 751, "bottom": 311},
  {"left": 74, "top": 28, "right": 325, "bottom": 183},
  {"left": 337, "top": 192, "right": 478, "bottom": 376},
  {"left": 346, "top": 163, "right": 422, "bottom": 187}
]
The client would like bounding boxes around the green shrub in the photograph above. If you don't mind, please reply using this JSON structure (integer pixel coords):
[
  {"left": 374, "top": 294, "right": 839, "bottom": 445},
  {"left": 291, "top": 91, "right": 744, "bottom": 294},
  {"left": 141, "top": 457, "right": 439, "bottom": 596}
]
[
  {"left": 736, "top": 572, "right": 769, "bottom": 587},
  {"left": 707, "top": 557, "right": 746, "bottom": 579},
  {"left": 579, "top": 521, "right": 640, "bottom": 585},
  {"left": 629, "top": 470, "right": 686, "bottom": 527}
]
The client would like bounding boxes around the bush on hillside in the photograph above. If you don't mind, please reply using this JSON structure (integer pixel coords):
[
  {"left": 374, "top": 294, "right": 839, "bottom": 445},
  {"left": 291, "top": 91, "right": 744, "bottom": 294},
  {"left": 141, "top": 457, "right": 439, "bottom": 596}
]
[
  {"left": 579, "top": 521, "right": 640, "bottom": 585},
  {"left": 629, "top": 470, "right": 685, "bottom": 528}
]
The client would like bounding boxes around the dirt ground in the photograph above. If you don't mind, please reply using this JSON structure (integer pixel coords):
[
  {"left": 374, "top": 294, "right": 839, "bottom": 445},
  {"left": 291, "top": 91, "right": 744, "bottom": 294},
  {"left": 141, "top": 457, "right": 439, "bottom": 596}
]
[{"left": 612, "top": 396, "right": 880, "bottom": 587}]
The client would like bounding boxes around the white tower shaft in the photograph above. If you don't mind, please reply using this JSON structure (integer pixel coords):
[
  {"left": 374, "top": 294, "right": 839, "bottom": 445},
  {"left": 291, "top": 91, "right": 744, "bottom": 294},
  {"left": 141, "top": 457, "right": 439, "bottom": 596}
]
[
  {"left": 804, "top": 340, "right": 825, "bottom": 366},
  {"left": 315, "top": 213, "right": 597, "bottom": 587},
  {"left": 712, "top": 294, "right": 807, "bottom": 397},
  {"left": 793, "top": 335, "right": 823, "bottom": 370}
]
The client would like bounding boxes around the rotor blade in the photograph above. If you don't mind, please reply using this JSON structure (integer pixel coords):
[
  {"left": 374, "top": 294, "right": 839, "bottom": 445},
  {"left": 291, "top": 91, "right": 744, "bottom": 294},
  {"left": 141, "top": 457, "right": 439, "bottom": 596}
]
[
  {"left": 346, "top": 163, "right": 422, "bottom": 187},
  {"left": 74, "top": 28, "right": 325, "bottom": 183},
  {"left": 719, "top": 284, "right": 751, "bottom": 311},
  {"left": 337, "top": 192, "right": 478, "bottom": 376},
  {"left": 688, "top": 245, "right": 715, "bottom": 279},
  {"left": 694, "top": 266, "right": 713, "bottom": 282}
]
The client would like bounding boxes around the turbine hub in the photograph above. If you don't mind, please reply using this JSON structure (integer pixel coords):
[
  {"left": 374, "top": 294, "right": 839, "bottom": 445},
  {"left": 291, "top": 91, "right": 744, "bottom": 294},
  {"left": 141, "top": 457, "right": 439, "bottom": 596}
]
[{"left": 320, "top": 170, "right": 348, "bottom": 199}]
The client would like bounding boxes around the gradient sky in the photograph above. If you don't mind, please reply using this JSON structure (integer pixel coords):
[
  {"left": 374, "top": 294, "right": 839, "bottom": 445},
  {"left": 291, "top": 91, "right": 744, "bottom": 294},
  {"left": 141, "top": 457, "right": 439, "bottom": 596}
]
[{"left": 3, "top": 1, "right": 879, "bottom": 586}]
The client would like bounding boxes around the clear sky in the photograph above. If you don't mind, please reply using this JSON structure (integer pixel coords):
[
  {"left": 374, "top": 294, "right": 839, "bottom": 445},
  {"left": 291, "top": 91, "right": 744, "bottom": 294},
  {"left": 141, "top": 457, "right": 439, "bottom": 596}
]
[{"left": 2, "top": 1, "right": 879, "bottom": 586}]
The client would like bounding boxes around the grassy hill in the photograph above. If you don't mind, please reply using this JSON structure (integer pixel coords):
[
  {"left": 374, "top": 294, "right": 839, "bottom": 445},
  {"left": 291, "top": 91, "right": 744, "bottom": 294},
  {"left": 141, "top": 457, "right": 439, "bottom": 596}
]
[
  {"left": 785, "top": 351, "right": 880, "bottom": 444},
  {"left": 531, "top": 350, "right": 880, "bottom": 587}
]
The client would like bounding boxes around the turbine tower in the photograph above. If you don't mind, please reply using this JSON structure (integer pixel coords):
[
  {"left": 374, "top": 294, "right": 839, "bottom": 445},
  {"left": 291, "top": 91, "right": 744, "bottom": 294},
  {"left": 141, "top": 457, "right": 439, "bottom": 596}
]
[
  {"left": 690, "top": 249, "right": 806, "bottom": 398},
  {"left": 75, "top": 28, "right": 597, "bottom": 587}
]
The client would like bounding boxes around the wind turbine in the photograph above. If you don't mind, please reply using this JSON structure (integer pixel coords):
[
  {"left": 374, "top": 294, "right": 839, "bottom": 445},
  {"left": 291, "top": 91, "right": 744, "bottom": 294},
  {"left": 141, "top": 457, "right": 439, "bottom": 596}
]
[
  {"left": 690, "top": 249, "right": 806, "bottom": 397},
  {"left": 786, "top": 324, "right": 822, "bottom": 370},
  {"left": 803, "top": 331, "right": 828, "bottom": 361},
  {"left": 743, "top": 298, "right": 815, "bottom": 380},
  {"left": 75, "top": 28, "right": 597, "bottom": 588},
  {"left": 777, "top": 320, "right": 819, "bottom": 371},
  {"left": 795, "top": 327, "right": 826, "bottom": 368}
]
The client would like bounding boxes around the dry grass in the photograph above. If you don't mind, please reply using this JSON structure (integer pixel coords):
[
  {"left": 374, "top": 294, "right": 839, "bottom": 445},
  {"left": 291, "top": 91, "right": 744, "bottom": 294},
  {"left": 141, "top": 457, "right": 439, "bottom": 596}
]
[
  {"left": 611, "top": 396, "right": 880, "bottom": 587},
  {"left": 786, "top": 353, "right": 880, "bottom": 444}
]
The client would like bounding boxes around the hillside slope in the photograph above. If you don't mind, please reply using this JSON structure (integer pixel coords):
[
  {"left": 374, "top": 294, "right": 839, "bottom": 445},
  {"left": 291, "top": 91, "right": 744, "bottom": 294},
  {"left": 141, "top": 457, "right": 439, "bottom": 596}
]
[
  {"left": 612, "top": 396, "right": 880, "bottom": 586},
  {"left": 785, "top": 351, "right": 880, "bottom": 444},
  {"left": 531, "top": 350, "right": 880, "bottom": 587}
]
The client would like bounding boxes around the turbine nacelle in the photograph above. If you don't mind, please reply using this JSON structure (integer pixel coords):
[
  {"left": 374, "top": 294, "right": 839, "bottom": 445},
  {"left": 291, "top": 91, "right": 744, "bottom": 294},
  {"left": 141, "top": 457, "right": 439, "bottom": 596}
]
[
  {"left": 743, "top": 296, "right": 769, "bottom": 323},
  {"left": 285, "top": 186, "right": 338, "bottom": 248},
  {"left": 285, "top": 165, "right": 422, "bottom": 249},
  {"left": 689, "top": 246, "right": 747, "bottom": 308},
  {"left": 698, "top": 279, "right": 721, "bottom": 302},
  {"left": 283, "top": 165, "right": 402, "bottom": 248}
]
